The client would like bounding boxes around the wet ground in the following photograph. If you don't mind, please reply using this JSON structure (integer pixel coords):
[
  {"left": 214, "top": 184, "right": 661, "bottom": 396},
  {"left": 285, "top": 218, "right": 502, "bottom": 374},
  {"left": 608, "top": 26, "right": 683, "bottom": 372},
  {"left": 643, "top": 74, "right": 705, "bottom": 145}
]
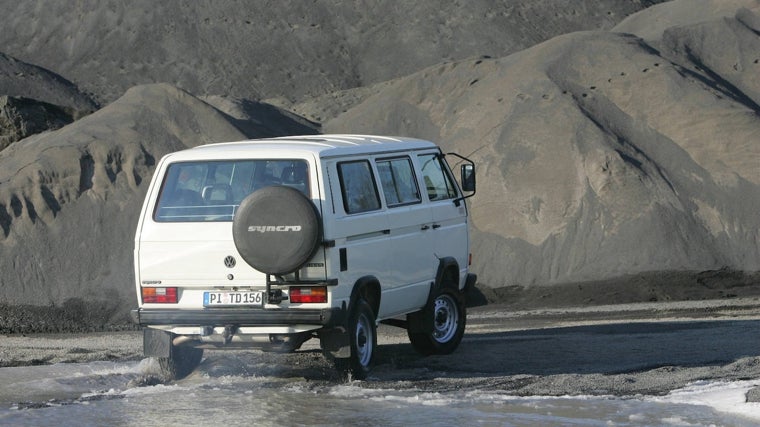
[
  {"left": 5, "top": 298, "right": 760, "bottom": 393},
  {"left": 3, "top": 298, "right": 760, "bottom": 425}
]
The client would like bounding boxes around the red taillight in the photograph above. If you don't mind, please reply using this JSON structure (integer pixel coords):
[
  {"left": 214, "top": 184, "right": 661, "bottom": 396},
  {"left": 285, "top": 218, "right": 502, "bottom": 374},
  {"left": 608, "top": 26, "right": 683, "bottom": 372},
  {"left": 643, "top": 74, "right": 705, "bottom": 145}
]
[
  {"left": 142, "top": 287, "right": 178, "bottom": 304},
  {"left": 289, "top": 286, "right": 327, "bottom": 303}
]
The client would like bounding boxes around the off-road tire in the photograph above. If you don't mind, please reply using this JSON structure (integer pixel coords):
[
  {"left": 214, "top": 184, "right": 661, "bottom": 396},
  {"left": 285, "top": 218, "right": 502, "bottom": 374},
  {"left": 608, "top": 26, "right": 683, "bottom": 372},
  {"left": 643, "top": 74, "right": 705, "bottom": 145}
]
[
  {"left": 407, "top": 287, "right": 466, "bottom": 356},
  {"left": 335, "top": 299, "right": 376, "bottom": 380}
]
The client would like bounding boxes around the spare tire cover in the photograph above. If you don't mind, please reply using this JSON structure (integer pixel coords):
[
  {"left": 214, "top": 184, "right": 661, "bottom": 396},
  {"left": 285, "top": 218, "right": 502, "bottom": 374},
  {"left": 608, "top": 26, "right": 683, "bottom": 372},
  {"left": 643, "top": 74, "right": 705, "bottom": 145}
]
[{"left": 232, "top": 185, "right": 321, "bottom": 275}]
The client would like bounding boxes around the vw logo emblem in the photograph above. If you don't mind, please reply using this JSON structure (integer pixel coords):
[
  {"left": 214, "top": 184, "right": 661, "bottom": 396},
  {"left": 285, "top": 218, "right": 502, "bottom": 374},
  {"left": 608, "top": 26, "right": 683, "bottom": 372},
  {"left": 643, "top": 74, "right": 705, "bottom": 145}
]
[{"left": 224, "top": 256, "right": 236, "bottom": 268}]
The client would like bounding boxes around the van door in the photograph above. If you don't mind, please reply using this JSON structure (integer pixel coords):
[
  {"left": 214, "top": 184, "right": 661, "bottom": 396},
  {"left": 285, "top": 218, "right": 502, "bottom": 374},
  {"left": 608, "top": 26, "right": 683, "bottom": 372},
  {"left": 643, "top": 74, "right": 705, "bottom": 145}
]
[
  {"left": 375, "top": 156, "right": 431, "bottom": 317},
  {"left": 327, "top": 158, "right": 391, "bottom": 311},
  {"left": 417, "top": 152, "right": 470, "bottom": 289}
]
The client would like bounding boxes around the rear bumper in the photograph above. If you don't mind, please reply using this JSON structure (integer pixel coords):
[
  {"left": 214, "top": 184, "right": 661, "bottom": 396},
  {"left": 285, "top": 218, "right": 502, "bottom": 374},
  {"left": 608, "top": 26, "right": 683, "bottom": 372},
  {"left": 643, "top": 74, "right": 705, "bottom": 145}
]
[{"left": 131, "top": 306, "right": 345, "bottom": 328}]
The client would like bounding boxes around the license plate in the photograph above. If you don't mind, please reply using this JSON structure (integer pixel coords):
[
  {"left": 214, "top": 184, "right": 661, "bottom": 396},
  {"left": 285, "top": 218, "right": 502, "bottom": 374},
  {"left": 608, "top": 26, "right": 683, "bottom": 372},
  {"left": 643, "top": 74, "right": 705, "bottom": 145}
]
[{"left": 203, "top": 291, "right": 264, "bottom": 306}]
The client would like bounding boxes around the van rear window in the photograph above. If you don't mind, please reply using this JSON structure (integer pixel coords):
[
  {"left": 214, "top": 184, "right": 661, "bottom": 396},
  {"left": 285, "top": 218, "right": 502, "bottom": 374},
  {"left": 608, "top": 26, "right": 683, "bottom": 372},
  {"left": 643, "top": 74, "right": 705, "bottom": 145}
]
[{"left": 154, "top": 159, "right": 309, "bottom": 222}]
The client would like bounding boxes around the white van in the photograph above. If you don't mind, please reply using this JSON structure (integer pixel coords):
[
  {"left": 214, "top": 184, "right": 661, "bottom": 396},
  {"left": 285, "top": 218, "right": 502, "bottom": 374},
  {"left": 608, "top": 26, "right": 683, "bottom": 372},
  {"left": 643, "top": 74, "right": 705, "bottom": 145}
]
[{"left": 132, "top": 134, "right": 476, "bottom": 379}]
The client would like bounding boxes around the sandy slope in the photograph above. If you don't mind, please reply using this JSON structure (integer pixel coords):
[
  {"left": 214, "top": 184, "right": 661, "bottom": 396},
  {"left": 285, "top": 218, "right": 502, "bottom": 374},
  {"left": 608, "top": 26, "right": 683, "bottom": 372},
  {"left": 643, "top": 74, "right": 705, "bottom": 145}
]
[
  {"left": 0, "top": 0, "right": 663, "bottom": 104},
  {"left": 0, "top": 84, "right": 316, "bottom": 324},
  {"left": 0, "top": 1, "right": 758, "bottom": 329},
  {"left": 326, "top": 5, "right": 760, "bottom": 289}
]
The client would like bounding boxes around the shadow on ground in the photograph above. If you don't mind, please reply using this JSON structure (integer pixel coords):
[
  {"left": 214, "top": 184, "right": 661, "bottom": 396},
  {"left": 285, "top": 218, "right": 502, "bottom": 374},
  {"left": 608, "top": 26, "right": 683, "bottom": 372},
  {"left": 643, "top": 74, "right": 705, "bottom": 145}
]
[
  {"left": 373, "top": 320, "right": 760, "bottom": 378},
  {"left": 193, "top": 319, "right": 760, "bottom": 385}
]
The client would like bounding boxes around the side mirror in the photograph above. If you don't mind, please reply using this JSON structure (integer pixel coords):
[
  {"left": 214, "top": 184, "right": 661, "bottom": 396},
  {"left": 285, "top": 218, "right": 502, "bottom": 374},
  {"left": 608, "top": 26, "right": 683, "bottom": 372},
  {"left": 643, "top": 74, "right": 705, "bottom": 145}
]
[
  {"left": 446, "top": 151, "right": 476, "bottom": 207},
  {"left": 460, "top": 164, "right": 475, "bottom": 192}
]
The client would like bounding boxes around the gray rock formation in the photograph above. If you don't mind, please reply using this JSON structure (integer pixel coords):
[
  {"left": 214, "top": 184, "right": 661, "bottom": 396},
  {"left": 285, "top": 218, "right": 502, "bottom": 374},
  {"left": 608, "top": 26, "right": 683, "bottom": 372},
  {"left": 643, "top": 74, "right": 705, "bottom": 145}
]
[
  {"left": 0, "top": 52, "right": 97, "bottom": 112},
  {"left": 0, "top": 96, "right": 76, "bottom": 151},
  {"left": 1, "top": 1, "right": 759, "bottom": 329}
]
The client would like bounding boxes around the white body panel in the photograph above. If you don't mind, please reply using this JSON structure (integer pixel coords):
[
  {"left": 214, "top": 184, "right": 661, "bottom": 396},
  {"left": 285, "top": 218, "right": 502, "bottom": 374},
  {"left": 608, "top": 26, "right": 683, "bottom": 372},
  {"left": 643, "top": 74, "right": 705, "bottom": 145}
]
[{"left": 133, "top": 135, "right": 472, "bottom": 340}]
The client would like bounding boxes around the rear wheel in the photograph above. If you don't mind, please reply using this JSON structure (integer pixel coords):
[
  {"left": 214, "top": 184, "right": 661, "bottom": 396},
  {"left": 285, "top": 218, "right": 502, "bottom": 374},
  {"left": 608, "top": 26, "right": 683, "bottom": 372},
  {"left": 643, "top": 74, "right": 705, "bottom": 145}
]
[
  {"left": 408, "top": 287, "right": 466, "bottom": 356},
  {"left": 335, "top": 299, "right": 376, "bottom": 380}
]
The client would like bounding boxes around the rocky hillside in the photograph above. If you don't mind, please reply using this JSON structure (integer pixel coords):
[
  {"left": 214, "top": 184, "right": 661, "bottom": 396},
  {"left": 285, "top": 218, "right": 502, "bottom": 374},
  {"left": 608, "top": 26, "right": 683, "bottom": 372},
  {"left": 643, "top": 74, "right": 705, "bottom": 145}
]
[
  {"left": 0, "top": 52, "right": 96, "bottom": 112},
  {"left": 1, "top": 0, "right": 759, "bottom": 328},
  {"left": 326, "top": 1, "right": 760, "bottom": 288},
  {"left": 0, "top": 84, "right": 316, "bottom": 324},
  {"left": 0, "top": 96, "right": 76, "bottom": 150},
  {"left": 0, "top": 0, "right": 662, "bottom": 105}
]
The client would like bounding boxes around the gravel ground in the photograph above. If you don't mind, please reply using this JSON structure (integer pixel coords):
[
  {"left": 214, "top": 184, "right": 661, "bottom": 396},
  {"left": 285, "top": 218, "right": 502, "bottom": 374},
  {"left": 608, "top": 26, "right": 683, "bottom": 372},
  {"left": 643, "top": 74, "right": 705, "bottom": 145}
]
[{"left": 0, "top": 332, "right": 142, "bottom": 367}]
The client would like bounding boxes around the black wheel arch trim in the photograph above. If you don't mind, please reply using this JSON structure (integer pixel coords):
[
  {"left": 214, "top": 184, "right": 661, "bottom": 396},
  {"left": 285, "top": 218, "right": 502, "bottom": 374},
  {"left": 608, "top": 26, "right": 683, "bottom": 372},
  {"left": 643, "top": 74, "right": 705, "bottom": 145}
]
[
  {"left": 348, "top": 275, "right": 381, "bottom": 318},
  {"left": 435, "top": 256, "right": 461, "bottom": 292}
]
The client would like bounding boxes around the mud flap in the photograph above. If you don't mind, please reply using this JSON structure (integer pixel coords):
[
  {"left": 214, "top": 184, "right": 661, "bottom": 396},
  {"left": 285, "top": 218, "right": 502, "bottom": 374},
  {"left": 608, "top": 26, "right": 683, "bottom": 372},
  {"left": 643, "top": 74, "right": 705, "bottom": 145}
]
[
  {"left": 143, "top": 328, "right": 173, "bottom": 357},
  {"left": 318, "top": 327, "right": 351, "bottom": 358},
  {"left": 464, "top": 273, "right": 477, "bottom": 297},
  {"left": 408, "top": 282, "right": 435, "bottom": 334}
]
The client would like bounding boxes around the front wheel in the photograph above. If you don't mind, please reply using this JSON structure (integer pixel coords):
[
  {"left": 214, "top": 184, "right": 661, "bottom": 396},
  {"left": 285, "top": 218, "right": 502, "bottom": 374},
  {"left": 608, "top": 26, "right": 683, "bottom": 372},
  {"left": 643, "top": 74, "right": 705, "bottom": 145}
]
[
  {"left": 407, "top": 288, "right": 466, "bottom": 356},
  {"left": 335, "top": 299, "right": 377, "bottom": 380}
]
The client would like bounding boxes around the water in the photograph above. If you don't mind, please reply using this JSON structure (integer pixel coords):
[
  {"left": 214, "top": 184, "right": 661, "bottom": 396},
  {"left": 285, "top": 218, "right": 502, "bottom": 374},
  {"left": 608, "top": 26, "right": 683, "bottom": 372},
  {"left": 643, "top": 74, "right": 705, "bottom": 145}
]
[{"left": 2, "top": 357, "right": 760, "bottom": 426}]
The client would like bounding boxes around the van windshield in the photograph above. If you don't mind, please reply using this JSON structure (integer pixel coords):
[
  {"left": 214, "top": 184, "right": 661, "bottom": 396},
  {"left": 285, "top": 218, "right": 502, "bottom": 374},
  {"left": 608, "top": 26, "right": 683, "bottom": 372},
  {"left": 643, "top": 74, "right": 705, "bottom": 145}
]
[{"left": 154, "top": 159, "right": 309, "bottom": 222}]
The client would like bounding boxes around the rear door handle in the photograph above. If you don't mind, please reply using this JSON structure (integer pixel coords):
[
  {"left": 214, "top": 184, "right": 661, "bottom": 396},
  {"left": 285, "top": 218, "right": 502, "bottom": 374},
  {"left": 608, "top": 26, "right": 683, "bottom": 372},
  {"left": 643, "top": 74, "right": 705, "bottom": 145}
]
[
  {"left": 421, "top": 225, "right": 430, "bottom": 231},
  {"left": 432, "top": 224, "right": 441, "bottom": 229}
]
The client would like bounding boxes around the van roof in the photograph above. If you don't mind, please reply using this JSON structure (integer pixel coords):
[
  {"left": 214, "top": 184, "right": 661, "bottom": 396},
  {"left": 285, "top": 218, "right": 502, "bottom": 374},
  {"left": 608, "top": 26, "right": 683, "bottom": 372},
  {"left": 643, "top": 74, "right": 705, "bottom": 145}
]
[{"left": 175, "top": 134, "right": 439, "bottom": 160}]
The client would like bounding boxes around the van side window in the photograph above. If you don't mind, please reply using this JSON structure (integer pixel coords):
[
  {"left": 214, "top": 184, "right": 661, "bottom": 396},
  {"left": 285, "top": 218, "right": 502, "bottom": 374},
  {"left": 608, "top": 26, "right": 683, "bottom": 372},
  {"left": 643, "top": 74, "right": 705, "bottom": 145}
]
[
  {"left": 376, "top": 157, "right": 420, "bottom": 206},
  {"left": 418, "top": 153, "right": 458, "bottom": 201},
  {"left": 337, "top": 160, "right": 381, "bottom": 214}
]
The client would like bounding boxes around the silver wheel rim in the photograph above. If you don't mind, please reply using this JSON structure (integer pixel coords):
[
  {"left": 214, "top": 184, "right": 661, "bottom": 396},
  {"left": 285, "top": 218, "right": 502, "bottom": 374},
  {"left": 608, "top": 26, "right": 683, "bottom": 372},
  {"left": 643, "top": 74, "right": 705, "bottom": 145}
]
[
  {"left": 355, "top": 312, "right": 373, "bottom": 367},
  {"left": 432, "top": 294, "right": 459, "bottom": 343}
]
